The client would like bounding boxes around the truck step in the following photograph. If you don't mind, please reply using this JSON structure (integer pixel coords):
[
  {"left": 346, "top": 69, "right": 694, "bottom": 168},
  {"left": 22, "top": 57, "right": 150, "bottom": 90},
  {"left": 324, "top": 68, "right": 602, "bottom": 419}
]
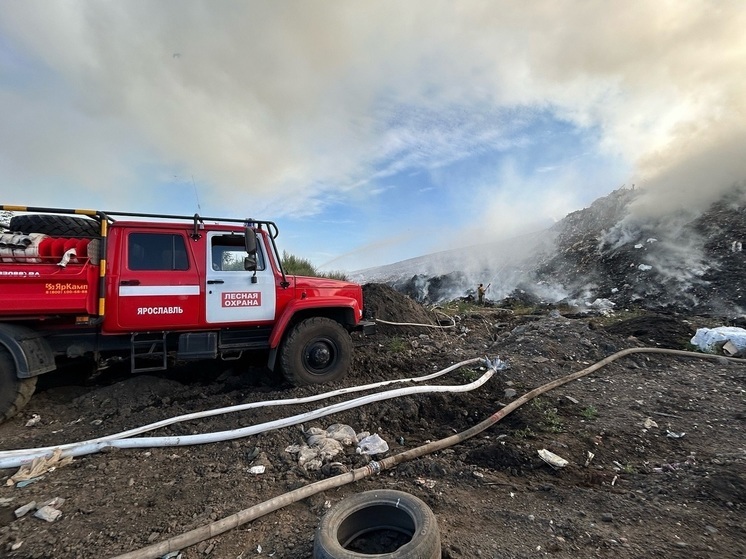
[{"left": 130, "top": 332, "right": 168, "bottom": 373}]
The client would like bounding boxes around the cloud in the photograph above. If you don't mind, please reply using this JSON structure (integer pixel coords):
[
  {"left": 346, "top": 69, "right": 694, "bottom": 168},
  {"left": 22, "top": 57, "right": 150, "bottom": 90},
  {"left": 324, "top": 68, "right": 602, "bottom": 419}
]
[{"left": 0, "top": 1, "right": 743, "bottom": 231}]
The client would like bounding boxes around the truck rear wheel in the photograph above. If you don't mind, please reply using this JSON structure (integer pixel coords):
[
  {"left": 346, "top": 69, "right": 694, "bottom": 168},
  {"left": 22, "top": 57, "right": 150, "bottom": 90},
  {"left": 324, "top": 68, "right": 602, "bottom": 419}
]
[
  {"left": 279, "top": 317, "right": 352, "bottom": 386},
  {"left": 0, "top": 349, "right": 37, "bottom": 423},
  {"left": 9, "top": 214, "right": 100, "bottom": 237}
]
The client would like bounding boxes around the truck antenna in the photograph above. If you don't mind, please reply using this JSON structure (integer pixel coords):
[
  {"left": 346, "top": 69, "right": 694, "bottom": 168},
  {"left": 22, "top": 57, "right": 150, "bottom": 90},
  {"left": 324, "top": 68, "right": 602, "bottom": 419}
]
[{"left": 191, "top": 175, "right": 202, "bottom": 212}]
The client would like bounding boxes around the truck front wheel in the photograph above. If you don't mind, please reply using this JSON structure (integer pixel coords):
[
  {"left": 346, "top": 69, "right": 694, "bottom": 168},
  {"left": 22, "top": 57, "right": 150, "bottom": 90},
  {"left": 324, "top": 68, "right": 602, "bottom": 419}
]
[
  {"left": 0, "top": 349, "right": 37, "bottom": 423},
  {"left": 279, "top": 317, "right": 352, "bottom": 386}
]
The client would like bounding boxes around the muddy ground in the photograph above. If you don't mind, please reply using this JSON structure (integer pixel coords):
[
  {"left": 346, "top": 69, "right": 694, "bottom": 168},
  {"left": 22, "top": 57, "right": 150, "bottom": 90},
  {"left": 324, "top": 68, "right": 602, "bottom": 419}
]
[{"left": 1, "top": 284, "right": 745, "bottom": 559}]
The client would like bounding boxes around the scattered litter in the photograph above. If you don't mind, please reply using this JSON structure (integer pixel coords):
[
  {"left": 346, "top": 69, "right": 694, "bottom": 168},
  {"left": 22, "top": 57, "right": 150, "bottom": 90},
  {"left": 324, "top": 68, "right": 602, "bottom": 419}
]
[
  {"left": 161, "top": 551, "right": 182, "bottom": 559},
  {"left": 588, "top": 298, "right": 616, "bottom": 314},
  {"left": 638, "top": 264, "right": 653, "bottom": 271},
  {"left": 691, "top": 326, "right": 746, "bottom": 355},
  {"left": 34, "top": 505, "right": 62, "bottom": 522},
  {"left": 6, "top": 448, "right": 73, "bottom": 486},
  {"left": 538, "top": 449, "right": 569, "bottom": 469},
  {"left": 643, "top": 418, "right": 658, "bottom": 429},
  {"left": 472, "top": 471, "right": 484, "bottom": 479},
  {"left": 722, "top": 340, "right": 740, "bottom": 357},
  {"left": 15, "top": 477, "right": 44, "bottom": 488},
  {"left": 666, "top": 430, "right": 686, "bottom": 439},
  {"left": 25, "top": 414, "right": 41, "bottom": 427},
  {"left": 249, "top": 465, "right": 265, "bottom": 475},
  {"left": 357, "top": 433, "right": 389, "bottom": 455},
  {"left": 11, "top": 541, "right": 23, "bottom": 551},
  {"left": 14, "top": 501, "right": 36, "bottom": 518},
  {"left": 634, "top": 243, "right": 643, "bottom": 249},
  {"left": 584, "top": 451, "right": 595, "bottom": 467},
  {"left": 415, "top": 478, "right": 437, "bottom": 489}
]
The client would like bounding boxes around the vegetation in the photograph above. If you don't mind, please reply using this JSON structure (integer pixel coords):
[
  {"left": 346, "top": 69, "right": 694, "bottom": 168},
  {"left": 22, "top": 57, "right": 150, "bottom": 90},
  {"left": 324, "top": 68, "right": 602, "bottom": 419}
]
[
  {"left": 281, "top": 251, "right": 347, "bottom": 280},
  {"left": 387, "top": 337, "right": 407, "bottom": 353},
  {"left": 581, "top": 405, "right": 598, "bottom": 420},
  {"left": 531, "top": 397, "right": 564, "bottom": 433}
]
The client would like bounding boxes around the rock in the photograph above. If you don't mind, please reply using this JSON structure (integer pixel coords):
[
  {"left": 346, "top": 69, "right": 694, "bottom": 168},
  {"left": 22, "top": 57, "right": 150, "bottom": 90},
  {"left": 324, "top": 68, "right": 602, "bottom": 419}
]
[{"left": 601, "top": 513, "right": 614, "bottom": 522}]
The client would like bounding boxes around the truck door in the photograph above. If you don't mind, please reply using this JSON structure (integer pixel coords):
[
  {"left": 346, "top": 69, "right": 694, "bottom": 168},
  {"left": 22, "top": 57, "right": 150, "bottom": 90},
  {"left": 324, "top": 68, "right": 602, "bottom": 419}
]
[
  {"left": 205, "top": 231, "right": 276, "bottom": 324},
  {"left": 115, "top": 230, "right": 201, "bottom": 330}
]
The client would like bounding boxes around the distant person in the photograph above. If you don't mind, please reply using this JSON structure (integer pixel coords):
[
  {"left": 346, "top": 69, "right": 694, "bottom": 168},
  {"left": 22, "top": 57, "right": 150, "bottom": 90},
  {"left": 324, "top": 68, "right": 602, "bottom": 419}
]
[{"left": 477, "top": 283, "right": 486, "bottom": 305}]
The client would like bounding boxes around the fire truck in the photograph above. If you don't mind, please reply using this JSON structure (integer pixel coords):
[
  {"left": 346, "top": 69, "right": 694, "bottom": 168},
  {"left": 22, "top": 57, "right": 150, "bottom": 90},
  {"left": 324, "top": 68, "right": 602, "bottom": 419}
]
[{"left": 0, "top": 205, "right": 375, "bottom": 423}]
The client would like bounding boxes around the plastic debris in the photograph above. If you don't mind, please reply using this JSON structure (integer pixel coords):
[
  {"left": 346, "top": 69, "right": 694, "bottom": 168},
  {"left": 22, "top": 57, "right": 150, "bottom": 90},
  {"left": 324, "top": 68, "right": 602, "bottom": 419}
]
[
  {"left": 25, "top": 414, "right": 41, "bottom": 427},
  {"left": 15, "top": 477, "right": 44, "bottom": 488},
  {"left": 34, "top": 505, "right": 62, "bottom": 522},
  {"left": 357, "top": 433, "right": 389, "bottom": 455},
  {"left": 666, "top": 430, "right": 686, "bottom": 439},
  {"left": 638, "top": 264, "right": 653, "bottom": 271},
  {"left": 691, "top": 326, "right": 746, "bottom": 355},
  {"left": 643, "top": 418, "right": 658, "bottom": 429},
  {"left": 584, "top": 451, "right": 595, "bottom": 466},
  {"left": 7, "top": 448, "right": 73, "bottom": 486},
  {"left": 249, "top": 465, "right": 266, "bottom": 474},
  {"left": 538, "top": 449, "right": 569, "bottom": 469},
  {"left": 14, "top": 501, "right": 36, "bottom": 518}
]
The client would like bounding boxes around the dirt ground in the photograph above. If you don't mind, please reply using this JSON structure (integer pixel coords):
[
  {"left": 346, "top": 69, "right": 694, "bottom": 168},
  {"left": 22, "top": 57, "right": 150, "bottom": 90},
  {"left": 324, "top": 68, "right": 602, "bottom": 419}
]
[{"left": 1, "top": 284, "right": 745, "bottom": 559}]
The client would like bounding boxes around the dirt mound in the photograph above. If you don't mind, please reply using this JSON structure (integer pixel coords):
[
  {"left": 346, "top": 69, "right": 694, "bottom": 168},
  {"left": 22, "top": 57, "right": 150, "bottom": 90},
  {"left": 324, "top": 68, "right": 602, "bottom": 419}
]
[
  {"left": 603, "top": 314, "right": 697, "bottom": 348},
  {"left": 363, "top": 283, "right": 441, "bottom": 335}
]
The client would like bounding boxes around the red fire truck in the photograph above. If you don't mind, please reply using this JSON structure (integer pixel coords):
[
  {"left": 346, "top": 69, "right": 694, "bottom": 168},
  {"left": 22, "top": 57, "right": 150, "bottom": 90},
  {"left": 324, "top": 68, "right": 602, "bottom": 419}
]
[{"left": 0, "top": 205, "right": 375, "bottom": 423}]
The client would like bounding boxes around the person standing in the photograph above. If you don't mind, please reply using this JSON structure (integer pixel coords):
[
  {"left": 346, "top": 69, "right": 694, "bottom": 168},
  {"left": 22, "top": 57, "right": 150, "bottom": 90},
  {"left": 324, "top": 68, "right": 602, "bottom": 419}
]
[{"left": 477, "top": 283, "right": 486, "bottom": 305}]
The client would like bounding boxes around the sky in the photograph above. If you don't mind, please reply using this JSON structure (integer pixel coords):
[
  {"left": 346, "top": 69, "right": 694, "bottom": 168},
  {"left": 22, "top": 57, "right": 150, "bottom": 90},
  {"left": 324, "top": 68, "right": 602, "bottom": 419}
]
[{"left": 1, "top": 1, "right": 744, "bottom": 272}]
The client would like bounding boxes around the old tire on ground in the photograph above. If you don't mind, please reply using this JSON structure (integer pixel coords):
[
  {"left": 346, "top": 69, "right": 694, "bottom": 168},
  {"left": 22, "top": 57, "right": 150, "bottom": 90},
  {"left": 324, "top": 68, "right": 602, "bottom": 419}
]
[
  {"left": 279, "top": 317, "right": 352, "bottom": 386},
  {"left": 313, "top": 489, "right": 441, "bottom": 559},
  {"left": 0, "top": 348, "right": 37, "bottom": 424},
  {"left": 9, "top": 214, "right": 100, "bottom": 237}
]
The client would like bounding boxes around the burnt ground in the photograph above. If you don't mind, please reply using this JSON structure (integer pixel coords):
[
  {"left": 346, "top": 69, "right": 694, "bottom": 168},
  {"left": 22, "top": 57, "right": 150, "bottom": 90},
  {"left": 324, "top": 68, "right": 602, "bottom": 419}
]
[{"left": 1, "top": 284, "right": 745, "bottom": 559}]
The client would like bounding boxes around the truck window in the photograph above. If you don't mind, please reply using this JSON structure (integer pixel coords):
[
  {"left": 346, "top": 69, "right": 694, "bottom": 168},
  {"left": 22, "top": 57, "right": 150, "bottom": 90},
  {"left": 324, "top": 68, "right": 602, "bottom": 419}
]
[
  {"left": 211, "top": 234, "right": 265, "bottom": 271},
  {"left": 128, "top": 233, "right": 189, "bottom": 271}
]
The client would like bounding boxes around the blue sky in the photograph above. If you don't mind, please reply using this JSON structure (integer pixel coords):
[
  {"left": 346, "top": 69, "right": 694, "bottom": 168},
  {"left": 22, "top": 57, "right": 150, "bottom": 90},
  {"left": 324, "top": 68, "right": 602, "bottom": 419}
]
[{"left": 1, "top": 2, "right": 744, "bottom": 271}]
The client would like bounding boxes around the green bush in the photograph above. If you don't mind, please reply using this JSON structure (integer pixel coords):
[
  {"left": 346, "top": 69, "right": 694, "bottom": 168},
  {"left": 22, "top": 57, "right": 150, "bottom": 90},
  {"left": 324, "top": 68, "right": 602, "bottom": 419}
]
[{"left": 281, "top": 251, "right": 348, "bottom": 280}]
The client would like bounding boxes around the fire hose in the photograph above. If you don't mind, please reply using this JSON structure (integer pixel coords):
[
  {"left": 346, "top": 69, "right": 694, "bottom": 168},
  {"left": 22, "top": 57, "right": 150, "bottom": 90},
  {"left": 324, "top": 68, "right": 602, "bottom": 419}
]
[
  {"left": 110, "top": 346, "right": 744, "bottom": 559},
  {"left": 0, "top": 358, "right": 494, "bottom": 469}
]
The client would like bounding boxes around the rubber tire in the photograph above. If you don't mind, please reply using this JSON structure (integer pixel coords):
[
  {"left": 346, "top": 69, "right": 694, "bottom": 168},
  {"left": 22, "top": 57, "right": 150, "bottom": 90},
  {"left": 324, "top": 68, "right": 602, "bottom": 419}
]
[
  {"left": 0, "top": 348, "right": 37, "bottom": 424},
  {"left": 279, "top": 317, "right": 352, "bottom": 386},
  {"left": 313, "top": 489, "right": 441, "bottom": 559},
  {"left": 9, "top": 214, "right": 100, "bottom": 237}
]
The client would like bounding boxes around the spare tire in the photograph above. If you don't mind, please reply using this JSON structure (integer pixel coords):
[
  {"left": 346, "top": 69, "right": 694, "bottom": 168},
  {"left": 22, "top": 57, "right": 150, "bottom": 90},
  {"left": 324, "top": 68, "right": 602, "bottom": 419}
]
[
  {"left": 9, "top": 214, "right": 100, "bottom": 237},
  {"left": 313, "top": 489, "right": 441, "bottom": 559}
]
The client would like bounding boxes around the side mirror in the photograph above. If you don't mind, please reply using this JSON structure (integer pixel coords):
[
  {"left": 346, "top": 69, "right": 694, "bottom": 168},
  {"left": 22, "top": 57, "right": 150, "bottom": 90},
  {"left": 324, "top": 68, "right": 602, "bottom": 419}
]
[
  {"left": 244, "top": 255, "right": 257, "bottom": 271},
  {"left": 244, "top": 228, "right": 257, "bottom": 254}
]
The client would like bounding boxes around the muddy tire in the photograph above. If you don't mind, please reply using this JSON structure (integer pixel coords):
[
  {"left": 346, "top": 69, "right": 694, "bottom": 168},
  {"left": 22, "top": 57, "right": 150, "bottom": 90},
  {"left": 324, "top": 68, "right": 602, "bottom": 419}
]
[
  {"left": 9, "top": 214, "right": 100, "bottom": 237},
  {"left": 279, "top": 317, "right": 352, "bottom": 385},
  {"left": 313, "top": 489, "right": 441, "bottom": 559},
  {"left": 0, "top": 348, "right": 37, "bottom": 423}
]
